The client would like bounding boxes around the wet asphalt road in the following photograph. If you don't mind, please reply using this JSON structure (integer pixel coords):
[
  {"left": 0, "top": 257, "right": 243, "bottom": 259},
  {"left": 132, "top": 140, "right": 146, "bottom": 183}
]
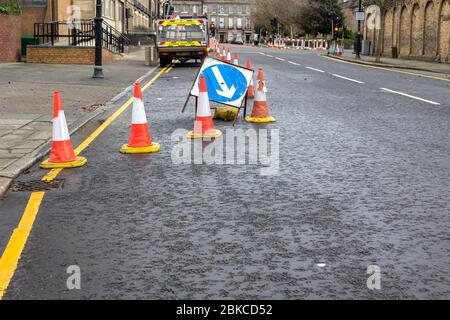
[{"left": 0, "top": 46, "right": 450, "bottom": 299}]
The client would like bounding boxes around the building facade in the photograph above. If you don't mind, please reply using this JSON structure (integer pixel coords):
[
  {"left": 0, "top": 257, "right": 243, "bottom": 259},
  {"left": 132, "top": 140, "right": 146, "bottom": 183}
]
[
  {"left": 171, "top": 0, "right": 255, "bottom": 44},
  {"left": 20, "top": 0, "right": 156, "bottom": 36},
  {"left": 339, "top": 0, "right": 450, "bottom": 63}
]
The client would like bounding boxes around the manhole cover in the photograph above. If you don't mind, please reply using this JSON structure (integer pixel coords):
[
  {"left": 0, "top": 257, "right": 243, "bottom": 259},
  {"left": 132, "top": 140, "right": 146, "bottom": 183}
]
[{"left": 10, "top": 179, "right": 64, "bottom": 192}]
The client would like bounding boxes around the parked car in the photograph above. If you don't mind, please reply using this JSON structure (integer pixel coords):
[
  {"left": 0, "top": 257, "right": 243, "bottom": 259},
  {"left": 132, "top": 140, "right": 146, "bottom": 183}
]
[{"left": 231, "top": 35, "right": 244, "bottom": 45}]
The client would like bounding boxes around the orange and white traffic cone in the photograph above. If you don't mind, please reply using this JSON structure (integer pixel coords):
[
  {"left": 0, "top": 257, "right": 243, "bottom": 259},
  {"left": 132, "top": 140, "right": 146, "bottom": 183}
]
[
  {"left": 188, "top": 75, "right": 222, "bottom": 139},
  {"left": 120, "top": 82, "right": 160, "bottom": 153},
  {"left": 40, "top": 91, "right": 87, "bottom": 169},
  {"left": 233, "top": 53, "right": 239, "bottom": 65},
  {"left": 226, "top": 49, "right": 232, "bottom": 63},
  {"left": 246, "top": 59, "right": 255, "bottom": 98},
  {"left": 222, "top": 47, "right": 226, "bottom": 60},
  {"left": 215, "top": 48, "right": 221, "bottom": 58},
  {"left": 245, "top": 68, "right": 276, "bottom": 123}
]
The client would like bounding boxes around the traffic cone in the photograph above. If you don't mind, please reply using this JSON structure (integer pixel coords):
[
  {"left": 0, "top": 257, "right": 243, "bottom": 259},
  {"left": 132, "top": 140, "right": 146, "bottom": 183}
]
[
  {"left": 226, "top": 49, "right": 232, "bottom": 63},
  {"left": 245, "top": 68, "right": 276, "bottom": 123},
  {"left": 120, "top": 82, "right": 160, "bottom": 154},
  {"left": 222, "top": 47, "right": 226, "bottom": 59},
  {"left": 188, "top": 75, "right": 222, "bottom": 139},
  {"left": 40, "top": 91, "right": 87, "bottom": 169},
  {"left": 233, "top": 53, "right": 239, "bottom": 65},
  {"left": 215, "top": 48, "right": 221, "bottom": 58},
  {"left": 246, "top": 59, "right": 255, "bottom": 98}
]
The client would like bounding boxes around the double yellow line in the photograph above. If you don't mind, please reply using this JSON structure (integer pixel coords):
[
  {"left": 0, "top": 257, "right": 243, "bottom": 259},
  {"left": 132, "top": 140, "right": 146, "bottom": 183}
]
[{"left": 0, "top": 64, "right": 172, "bottom": 299}]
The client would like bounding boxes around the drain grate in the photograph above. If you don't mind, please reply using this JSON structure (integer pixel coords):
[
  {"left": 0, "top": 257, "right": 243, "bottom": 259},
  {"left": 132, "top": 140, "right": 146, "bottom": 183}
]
[{"left": 10, "top": 179, "right": 64, "bottom": 192}]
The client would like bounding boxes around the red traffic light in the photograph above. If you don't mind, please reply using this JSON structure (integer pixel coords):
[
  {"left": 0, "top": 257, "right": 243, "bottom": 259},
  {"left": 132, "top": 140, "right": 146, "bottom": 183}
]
[{"left": 210, "top": 23, "right": 216, "bottom": 30}]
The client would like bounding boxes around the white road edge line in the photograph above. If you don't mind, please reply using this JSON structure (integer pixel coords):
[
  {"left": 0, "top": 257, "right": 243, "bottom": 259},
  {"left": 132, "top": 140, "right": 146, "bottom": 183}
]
[
  {"left": 266, "top": 54, "right": 274, "bottom": 58},
  {"left": 288, "top": 61, "right": 301, "bottom": 66},
  {"left": 275, "top": 57, "right": 286, "bottom": 61},
  {"left": 332, "top": 74, "right": 365, "bottom": 84},
  {"left": 306, "top": 67, "right": 325, "bottom": 73},
  {"left": 380, "top": 88, "right": 441, "bottom": 105}
]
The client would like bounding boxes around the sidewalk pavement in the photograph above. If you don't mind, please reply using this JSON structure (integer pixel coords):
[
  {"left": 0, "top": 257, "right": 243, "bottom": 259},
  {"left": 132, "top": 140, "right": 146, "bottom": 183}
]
[
  {"left": 327, "top": 49, "right": 450, "bottom": 79},
  {"left": 0, "top": 46, "right": 153, "bottom": 197}
]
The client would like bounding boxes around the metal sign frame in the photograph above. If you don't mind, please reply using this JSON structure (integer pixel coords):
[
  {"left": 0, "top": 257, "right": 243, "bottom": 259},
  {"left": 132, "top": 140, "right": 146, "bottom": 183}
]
[{"left": 182, "top": 57, "right": 254, "bottom": 124}]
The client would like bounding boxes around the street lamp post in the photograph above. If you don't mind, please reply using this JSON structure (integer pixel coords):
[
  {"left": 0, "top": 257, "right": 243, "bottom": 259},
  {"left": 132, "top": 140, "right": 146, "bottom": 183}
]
[
  {"left": 356, "top": 0, "right": 362, "bottom": 59},
  {"left": 92, "top": 0, "right": 104, "bottom": 79}
]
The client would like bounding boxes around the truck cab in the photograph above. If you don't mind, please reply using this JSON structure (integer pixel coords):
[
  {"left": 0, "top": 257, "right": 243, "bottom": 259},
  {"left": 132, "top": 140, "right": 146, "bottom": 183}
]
[{"left": 157, "top": 16, "right": 210, "bottom": 67}]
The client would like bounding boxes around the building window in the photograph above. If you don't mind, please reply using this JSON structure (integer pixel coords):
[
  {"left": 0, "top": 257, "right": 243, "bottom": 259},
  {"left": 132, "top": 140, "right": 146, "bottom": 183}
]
[
  {"left": 192, "top": 5, "right": 198, "bottom": 14},
  {"left": 210, "top": 4, "right": 217, "bottom": 14},
  {"left": 103, "top": 0, "right": 116, "bottom": 19},
  {"left": 237, "top": 18, "right": 242, "bottom": 29},
  {"left": 228, "top": 17, "right": 233, "bottom": 29},
  {"left": 203, "top": 5, "right": 208, "bottom": 14},
  {"left": 219, "top": 5, "right": 225, "bottom": 14},
  {"left": 19, "top": 0, "right": 47, "bottom": 7},
  {"left": 219, "top": 17, "right": 225, "bottom": 29},
  {"left": 228, "top": 5, "right": 233, "bottom": 14},
  {"left": 237, "top": 5, "right": 242, "bottom": 14}
]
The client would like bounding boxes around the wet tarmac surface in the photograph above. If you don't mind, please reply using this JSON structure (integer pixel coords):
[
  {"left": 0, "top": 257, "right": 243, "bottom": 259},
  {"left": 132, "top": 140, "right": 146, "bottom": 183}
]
[{"left": 0, "top": 46, "right": 450, "bottom": 299}]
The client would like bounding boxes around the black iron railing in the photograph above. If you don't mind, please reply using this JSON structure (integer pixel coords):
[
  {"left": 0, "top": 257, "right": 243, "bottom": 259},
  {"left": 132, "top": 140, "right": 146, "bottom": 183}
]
[{"left": 34, "top": 20, "right": 130, "bottom": 54}]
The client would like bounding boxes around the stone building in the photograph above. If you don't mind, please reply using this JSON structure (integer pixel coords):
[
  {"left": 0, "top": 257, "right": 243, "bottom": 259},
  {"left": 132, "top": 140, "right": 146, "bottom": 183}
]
[
  {"left": 20, "top": 0, "right": 156, "bottom": 36},
  {"left": 172, "top": 0, "right": 255, "bottom": 44},
  {"left": 339, "top": 0, "right": 450, "bottom": 63}
]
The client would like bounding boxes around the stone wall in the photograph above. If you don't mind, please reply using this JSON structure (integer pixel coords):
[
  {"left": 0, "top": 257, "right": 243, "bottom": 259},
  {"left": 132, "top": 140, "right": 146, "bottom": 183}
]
[{"left": 341, "top": 0, "right": 450, "bottom": 63}]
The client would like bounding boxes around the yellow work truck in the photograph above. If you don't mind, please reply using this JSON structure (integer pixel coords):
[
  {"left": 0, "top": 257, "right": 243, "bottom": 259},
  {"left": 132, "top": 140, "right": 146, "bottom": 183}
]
[{"left": 157, "top": 17, "right": 210, "bottom": 67}]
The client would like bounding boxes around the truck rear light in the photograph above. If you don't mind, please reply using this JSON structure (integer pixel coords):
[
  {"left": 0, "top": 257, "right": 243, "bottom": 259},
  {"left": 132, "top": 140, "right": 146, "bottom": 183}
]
[{"left": 159, "top": 42, "right": 166, "bottom": 45}]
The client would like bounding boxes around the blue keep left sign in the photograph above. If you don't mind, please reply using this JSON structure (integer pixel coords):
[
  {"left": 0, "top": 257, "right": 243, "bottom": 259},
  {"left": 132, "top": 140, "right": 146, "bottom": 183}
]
[{"left": 200, "top": 64, "right": 248, "bottom": 104}]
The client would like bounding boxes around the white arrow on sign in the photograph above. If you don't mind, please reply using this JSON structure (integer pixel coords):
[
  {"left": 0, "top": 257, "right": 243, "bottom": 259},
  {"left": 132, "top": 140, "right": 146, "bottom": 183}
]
[{"left": 211, "top": 66, "right": 236, "bottom": 99}]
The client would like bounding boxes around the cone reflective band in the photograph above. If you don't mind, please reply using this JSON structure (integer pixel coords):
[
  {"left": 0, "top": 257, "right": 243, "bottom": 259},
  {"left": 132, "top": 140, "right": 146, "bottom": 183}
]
[
  {"left": 40, "top": 91, "right": 87, "bottom": 169},
  {"left": 188, "top": 75, "right": 222, "bottom": 139},
  {"left": 120, "top": 82, "right": 160, "bottom": 153},
  {"left": 222, "top": 47, "right": 226, "bottom": 59},
  {"left": 227, "top": 49, "right": 232, "bottom": 63},
  {"left": 246, "top": 59, "right": 255, "bottom": 98},
  {"left": 233, "top": 53, "right": 239, "bottom": 65},
  {"left": 245, "top": 68, "right": 276, "bottom": 123}
]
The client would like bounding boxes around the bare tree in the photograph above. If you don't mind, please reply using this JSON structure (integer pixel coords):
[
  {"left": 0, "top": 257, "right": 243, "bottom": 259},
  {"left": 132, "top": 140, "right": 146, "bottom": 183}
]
[{"left": 252, "top": 0, "right": 306, "bottom": 38}]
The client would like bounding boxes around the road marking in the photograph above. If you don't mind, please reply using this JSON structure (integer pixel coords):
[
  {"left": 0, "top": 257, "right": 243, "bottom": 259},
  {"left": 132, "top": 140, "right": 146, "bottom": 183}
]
[
  {"left": 0, "top": 64, "right": 172, "bottom": 300},
  {"left": 259, "top": 52, "right": 266, "bottom": 55},
  {"left": 266, "top": 54, "right": 274, "bottom": 58},
  {"left": 275, "top": 57, "right": 286, "bottom": 61},
  {"left": 332, "top": 74, "right": 365, "bottom": 84},
  {"left": 306, "top": 66, "right": 325, "bottom": 73},
  {"left": 165, "top": 64, "right": 174, "bottom": 73},
  {"left": 0, "top": 192, "right": 45, "bottom": 299},
  {"left": 322, "top": 55, "right": 450, "bottom": 83},
  {"left": 288, "top": 61, "right": 301, "bottom": 66},
  {"left": 380, "top": 88, "right": 441, "bottom": 105}
]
